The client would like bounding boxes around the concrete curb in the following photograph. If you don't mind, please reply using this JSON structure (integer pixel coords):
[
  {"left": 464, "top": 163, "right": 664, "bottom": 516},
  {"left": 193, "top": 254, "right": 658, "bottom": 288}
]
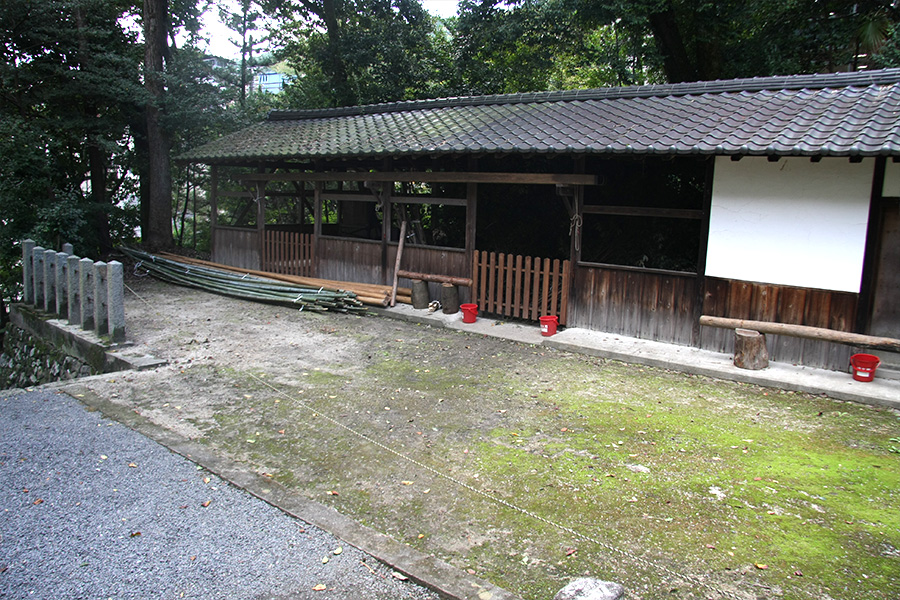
[{"left": 60, "top": 382, "right": 523, "bottom": 600}]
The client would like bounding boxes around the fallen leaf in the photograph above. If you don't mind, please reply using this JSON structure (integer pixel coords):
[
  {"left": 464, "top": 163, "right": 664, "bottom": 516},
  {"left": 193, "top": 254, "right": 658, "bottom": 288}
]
[
  {"left": 794, "top": 570, "right": 803, "bottom": 577},
  {"left": 128, "top": 462, "right": 138, "bottom": 468},
  {"left": 278, "top": 429, "right": 285, "bottom": 435},
  {"left": 755, "top": 563, "right": 768, "bottom": 570},
  {"left": 565, "top": 547, "right": 577, "bottom": 556},
  {"left": 327, "top": 490, "right": 339, "bottom": 496},
  {"left": 333, "top": 547, "right": 343, "bottom": 555},
  {"left": 312, "top": 584, "right": 327, "bottom": 591},
  {"left": 392, "top": 571, "right": 409, "bottom": 581},
  {"left": 401, "top": 480, "right": 414, "bottom": 485},
  {"left": 100, "top": 455, "right": 108, "bottom": 460},
  {"left": 203, "top": 477, "right": 211, "bottom": 484},
  {"left": 705, "top": 544, "right": 716, "bottom": 549},
  {"left": 33, "top": 498, "right": 44, "bottom": 505},
  {"left": 322, "top": 556, "right": 329, "bottom": 564},
  {"left": 130, "top": 531, "right": 142, "bottom": 537},
  {"left": 201, "top": 500, "right": 211, "bottom": 507},
  {"left": 560, "top": 427, "right": 568, "bottom": 432},
  {"left": 190, "top": 556, "right": 197, "bottom": 561}
]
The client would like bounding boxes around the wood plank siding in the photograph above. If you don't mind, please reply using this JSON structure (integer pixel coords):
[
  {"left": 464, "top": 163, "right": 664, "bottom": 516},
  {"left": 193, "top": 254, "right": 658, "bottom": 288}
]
[
  {"left": 567, "top": 266, "right": 699, "bottom": 345},
  {"left": 700, "top": 277, "right": 858, "bottom": 370},
  {"left": 317, "top": 238, "right": 383, "bottom": 284},
  {"left": 212, "top": 227, "right": 259, "bottom": 270}
]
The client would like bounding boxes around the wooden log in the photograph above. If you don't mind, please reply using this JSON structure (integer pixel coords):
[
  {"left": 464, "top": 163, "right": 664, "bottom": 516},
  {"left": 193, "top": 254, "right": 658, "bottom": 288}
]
[
  {"left": 411, "top": 280, "right": 430, "bottom": 309},
  {"left": 699, "top": 315, "right": 900, "bottom": 352},
  {"left": 397, "top": 270, "right": 473, "bottom": 287},
  {"left": 391, "top": 220, "right": 407, "bottom": 307},
  {"left": 441, "top": 283, "right": 459, "bottom": 314},
  {"left": 734, "top": 328, "right": 769, "bottom": 370}
]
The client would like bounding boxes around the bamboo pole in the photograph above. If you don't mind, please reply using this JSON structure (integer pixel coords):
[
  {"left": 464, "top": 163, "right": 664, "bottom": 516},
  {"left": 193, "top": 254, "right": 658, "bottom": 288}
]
[
  {"left": 699, "top": 315, "right": 900, "bottom": 352},
  {"left": 157, "top": 252, "right": 410, "bottom": 304}
]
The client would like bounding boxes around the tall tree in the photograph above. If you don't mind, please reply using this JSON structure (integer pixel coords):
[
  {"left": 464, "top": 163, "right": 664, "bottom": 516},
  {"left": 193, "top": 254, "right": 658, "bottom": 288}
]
[
  {"left": 263, "top": 0, "right": 452, "bottom": 107},
  {"left": 142, "top": 0, "right": 174, "bottom": 250}
]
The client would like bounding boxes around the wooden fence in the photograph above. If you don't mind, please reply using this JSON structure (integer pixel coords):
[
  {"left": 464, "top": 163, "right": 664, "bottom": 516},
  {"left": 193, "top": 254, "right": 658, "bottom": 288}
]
[
  {"left": 472, "top": 250, "right": 570, "bottom": 325},
  {"left": 262, "top": 230, "right": 315, "bottom": 277}
]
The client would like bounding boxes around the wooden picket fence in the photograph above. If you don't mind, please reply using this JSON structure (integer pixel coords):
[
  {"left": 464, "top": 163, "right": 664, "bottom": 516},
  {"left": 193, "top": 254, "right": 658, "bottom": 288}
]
[
  {"left": 262, "top": 230, "right": 315, "bottom": 276},
  {"left": 472, "top": 250, "right": 570, "bottom": 325}
]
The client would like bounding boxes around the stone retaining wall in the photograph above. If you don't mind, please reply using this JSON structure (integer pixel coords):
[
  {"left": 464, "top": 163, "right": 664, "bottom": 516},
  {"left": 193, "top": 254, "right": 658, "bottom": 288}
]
[{"left": 1, "top": 325, "right": 94, "bottom": 389}]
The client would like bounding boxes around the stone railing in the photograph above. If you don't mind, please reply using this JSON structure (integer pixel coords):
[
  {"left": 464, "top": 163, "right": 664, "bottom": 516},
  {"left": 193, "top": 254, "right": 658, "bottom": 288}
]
[{"left": 20, "top": 240, "right": 125, "bottom": 343}]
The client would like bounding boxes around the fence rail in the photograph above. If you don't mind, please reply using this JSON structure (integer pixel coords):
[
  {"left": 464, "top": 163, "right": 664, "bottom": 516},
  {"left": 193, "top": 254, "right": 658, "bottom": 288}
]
[
  {"left": 472, "top": 250, "right": 570, "bottom": 325},
  {"left": 262, "top": 230, "right": 315, "bottom": 277}
]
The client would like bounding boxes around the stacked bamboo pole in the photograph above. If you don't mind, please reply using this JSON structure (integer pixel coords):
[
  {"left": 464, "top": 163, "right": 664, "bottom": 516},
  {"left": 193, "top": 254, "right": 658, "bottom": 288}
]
[
  {"left": 122, "top": 248, "right": 366, "bottom": 313},
  {"left": 156, "top": 252, "right": 412, "bottom": 307}
]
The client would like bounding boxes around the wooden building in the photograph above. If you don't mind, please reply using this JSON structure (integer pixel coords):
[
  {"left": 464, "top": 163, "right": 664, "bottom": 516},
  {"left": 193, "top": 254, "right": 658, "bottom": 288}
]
[{"left": 178, "top": 69, "right": 900, "bottom": 374}]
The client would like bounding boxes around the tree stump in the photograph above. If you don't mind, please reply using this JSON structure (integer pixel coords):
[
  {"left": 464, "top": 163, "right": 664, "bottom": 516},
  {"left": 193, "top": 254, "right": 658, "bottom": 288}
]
[
  {"left": 441, "top": 283, "right": 459, "bottom": 314},
  {"left": 411, "top": 280, "right": 429, "bottom": 309},
  {"left": 734, "top": 328, "right": 769, "bottom": 370}
]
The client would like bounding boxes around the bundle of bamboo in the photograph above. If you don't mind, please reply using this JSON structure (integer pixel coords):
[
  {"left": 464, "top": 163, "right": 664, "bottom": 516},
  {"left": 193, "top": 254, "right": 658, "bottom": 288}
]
[
  {"left": 154, "top": 253, "right": 412, "bottom": 307},
  {"left": 121, "top": 248, "right": 368, "bottom": 313}
]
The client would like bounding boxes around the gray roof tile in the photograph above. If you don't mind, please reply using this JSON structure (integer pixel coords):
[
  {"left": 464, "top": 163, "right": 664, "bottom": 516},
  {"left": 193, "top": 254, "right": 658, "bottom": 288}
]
[{"left": 179, "top": 69, "right": 900, "bottom": 163}]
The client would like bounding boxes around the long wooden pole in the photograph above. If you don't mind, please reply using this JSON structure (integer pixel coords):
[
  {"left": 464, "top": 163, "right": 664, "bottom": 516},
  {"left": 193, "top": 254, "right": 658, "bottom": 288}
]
[
  {"left": 699, "top": 315, "right": 900, "bottom": 352},
  {"left": 397, "top": 270, "right": 472, "bottom": 287},
  {"left": 391, "top": 221, "right": 407, "bottom": 307}
]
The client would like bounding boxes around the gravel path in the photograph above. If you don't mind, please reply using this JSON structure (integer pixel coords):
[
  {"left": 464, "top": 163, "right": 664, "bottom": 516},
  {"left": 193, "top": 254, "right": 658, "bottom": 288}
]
[{"left": 0, "top": 389, "right": 442, "bottom": 600}]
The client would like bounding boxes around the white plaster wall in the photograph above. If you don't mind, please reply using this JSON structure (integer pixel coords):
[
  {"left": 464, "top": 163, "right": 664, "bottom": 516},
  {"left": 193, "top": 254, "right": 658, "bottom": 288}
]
[{"left": 706, "top": 157, "right": 873, "bottom": 293}]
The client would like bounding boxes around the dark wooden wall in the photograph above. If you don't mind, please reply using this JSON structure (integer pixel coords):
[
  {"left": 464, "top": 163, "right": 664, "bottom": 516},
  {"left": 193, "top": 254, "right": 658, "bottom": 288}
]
[
  {"left": 700, "top": 277, "right": 858, "bottom": 370},
  {"left": 212, "top": 227, "right": 259, "bottom": 270},
  {"left": 568, "top": 265, "right": 699, "bottom": 345},
  {"left": 317, "top": 238, "right": 383, "bottom": 284}
]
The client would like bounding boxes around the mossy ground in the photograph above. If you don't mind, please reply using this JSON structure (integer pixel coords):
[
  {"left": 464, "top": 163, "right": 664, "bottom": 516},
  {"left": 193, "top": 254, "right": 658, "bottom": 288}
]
[{"left": 75, "top": 280, "right": 900, "bottom": 600}]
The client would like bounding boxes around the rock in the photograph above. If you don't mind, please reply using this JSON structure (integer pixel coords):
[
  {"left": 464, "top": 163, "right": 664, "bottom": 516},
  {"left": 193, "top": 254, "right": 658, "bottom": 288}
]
[{"left": 554, "top": 578, "right": 625, "bottom": 600}]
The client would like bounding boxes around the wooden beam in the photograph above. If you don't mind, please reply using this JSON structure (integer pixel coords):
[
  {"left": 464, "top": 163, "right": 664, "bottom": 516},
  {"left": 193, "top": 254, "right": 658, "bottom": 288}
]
[
  {"left": 397, "top": 270, "right": 473, "bottom": 287},
  {"left": 582, "top": 205, "right": 705, "bottom": 219},
  {"left": 238, "top": 171, "right": 599, "bottom": 186},
  {"left": 699, "top": 315, "right": 900, "bottom": 352}
]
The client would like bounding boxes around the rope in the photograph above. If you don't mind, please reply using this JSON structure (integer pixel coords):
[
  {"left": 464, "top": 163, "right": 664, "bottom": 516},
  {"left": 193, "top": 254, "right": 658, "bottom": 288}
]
[
  {"left": 569, "top": 214, "right": 583, "bottom": 252},
  {"left": 246, "top": 372, "right": 754, "bottom": 600}
]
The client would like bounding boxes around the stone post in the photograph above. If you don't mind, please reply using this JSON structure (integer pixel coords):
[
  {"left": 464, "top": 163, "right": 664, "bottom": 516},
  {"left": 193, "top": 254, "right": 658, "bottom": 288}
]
[
  {"left": 33, "top": 246, "right": 45, "bottom": 309},
  {"left": 44, "top": 250, "right": 57, "bottom": 313},
  {"left": 62, "top": 242, "right": 74, "bottom": 255},
  {"left": 67, "top": 255, "right": 81, "bottom": 326},
  {"left": 93, "top": 261, "right": 108, "bottom": 335},
  {"left": 108, "top": 261, "right": 126, "bottom": 343},
  {"left": 56, "top": 252, "right": 69, "bottom": 317},
  {"left": 79, "top": 257, "right": 94, "bottom": 331},
  {"left": 22, "top": 239, "right": 35, "bottom": 304}
]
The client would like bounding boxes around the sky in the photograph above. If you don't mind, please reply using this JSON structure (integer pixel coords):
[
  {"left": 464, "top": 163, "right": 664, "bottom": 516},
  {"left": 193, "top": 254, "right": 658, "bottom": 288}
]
[{"left": 201, "top": 0, "right": 461, "bottom": 59}]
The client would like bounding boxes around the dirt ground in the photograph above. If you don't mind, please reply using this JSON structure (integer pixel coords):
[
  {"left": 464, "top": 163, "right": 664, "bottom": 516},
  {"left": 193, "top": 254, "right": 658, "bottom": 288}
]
[{"left": 60, "top": 275, "right": 900, "bottom": 600}]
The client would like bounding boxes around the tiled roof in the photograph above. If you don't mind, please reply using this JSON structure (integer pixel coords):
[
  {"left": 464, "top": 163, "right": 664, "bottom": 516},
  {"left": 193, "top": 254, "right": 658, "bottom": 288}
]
[{"left": 179, "top": 69, "right": 900, "bottom": 163}]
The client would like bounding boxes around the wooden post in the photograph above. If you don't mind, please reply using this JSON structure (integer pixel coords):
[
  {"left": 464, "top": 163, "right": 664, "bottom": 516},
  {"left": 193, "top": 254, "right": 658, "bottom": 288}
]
[
  {"left": 441, "top": 283, "right": 460, "bottom": 314},
  {"left": 733, "top": 328, "right": 769, "bottom": 370},
  {"left": 411, "top": 280, "right": 429, "bottom": 309},
  {"left": 209, "top": 165, "right": 218, "bottom": 260},
  {"left": 390, "top": 220, "right": 407, "bottom": 307}
]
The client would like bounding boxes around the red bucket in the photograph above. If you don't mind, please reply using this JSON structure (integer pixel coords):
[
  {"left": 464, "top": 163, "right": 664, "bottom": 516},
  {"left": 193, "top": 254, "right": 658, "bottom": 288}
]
[
  {"left": 850, "top": 353, "right": 881, "bottom": 382},
  {"left": 540, "top": 315, "right": 559, "bottom": 336},
  {"left": 460, "top": 303, "right": 478, "bottom": 324}
]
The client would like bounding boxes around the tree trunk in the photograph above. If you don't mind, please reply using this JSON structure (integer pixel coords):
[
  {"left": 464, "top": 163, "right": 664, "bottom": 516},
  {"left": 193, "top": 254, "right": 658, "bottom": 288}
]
[
  {"left": 647, "top": 3, "right": 697, "bottom": 83},
  {"left": 143, "top": 0, "right": 173, "bottom": 252},
  {"left": 733, "top": 328, "right": 769, "bottom": 370}
]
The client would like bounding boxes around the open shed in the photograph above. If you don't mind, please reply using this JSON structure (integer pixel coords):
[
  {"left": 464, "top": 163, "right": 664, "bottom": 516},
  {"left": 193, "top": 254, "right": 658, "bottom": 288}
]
[{"left": 178, "top": 69, "right": 900, "bottom": 374}]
